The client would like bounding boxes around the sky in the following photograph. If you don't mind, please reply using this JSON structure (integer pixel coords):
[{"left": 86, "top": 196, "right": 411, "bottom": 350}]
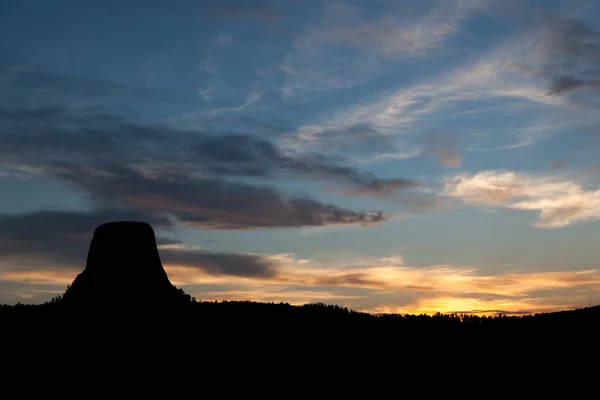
[{"left": 1, "top": 0, "right": 600, "bottom": 315}]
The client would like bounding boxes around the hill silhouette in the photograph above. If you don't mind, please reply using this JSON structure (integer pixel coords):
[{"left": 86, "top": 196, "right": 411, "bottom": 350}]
[
  {"left": 1, "top": 220, "right": 600, "bottom": 351},
  {"left": 61, "top": 221, "right": 190, "bottom": 310}
]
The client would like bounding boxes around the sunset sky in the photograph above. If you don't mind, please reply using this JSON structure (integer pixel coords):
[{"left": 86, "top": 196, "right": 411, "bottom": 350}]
[{"left": 2, "top": 0, "right": 600, "bottom": 315}]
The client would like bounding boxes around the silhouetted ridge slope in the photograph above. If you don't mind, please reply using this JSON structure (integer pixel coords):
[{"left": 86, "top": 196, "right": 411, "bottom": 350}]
[{"left": 61, "top": 221, "right": 188, "bottom": 309}]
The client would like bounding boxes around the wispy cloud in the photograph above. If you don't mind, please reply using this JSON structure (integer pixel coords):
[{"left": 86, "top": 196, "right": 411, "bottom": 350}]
[
  {"left": 442, "top": 170, "right": 600, "bottom": 228},
  {"left": 202, "top": 90, "right": 265, "bottom": 116},
  {"left": 419, "top": 130, "right": 462, "bottom": 167},
  {"left": 288, "top": 13, "right": 600, "bottom": 157},
  {"left": 198, "top": 85, "right": 214, "bottom": 101},
  {"left": 526, "top": 17, "right": 600, "bottom": 99},
  {"left": 202, "top": 1, "right": 281, "bottom": 20},
  {"left": 111, "top": 0, "right": 282, "bottom": 20},
  {"left": 280, "top": 0, "right": 491, "bottom": 96}
]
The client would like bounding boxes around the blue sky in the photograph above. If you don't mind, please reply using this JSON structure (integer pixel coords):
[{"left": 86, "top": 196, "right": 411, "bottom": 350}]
[{"left": 2, "top": 0, "right": 600, "bottom": 314}]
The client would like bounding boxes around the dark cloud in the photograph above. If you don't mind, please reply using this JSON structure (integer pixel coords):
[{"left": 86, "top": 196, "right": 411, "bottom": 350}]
[
  {"left": 547, "top": 75, "right": 600, "bottom": 96},
  {"left": 313, "top": 272, "right": 386, "bottom": 288},
  {"left": 0, "top": 104, "right": 415, "bottom": 198},
  {"left": 0, "top": 106, "right": 383, "bottom": 186},
  {"left": 0, "top": 117, "right": 390, "bottom": 229},
  {"left": 0, "top": 108, "right": 389, "bottom": 229},
  {"left": 50, "top": 162, "right": 387, "bottom": 229},
  {"left": 160, "top": 248, "right": 278, "bottom": 278},
  {"left": 0, "top": 209, "right": 175, "bottom": 266},
  {"left": 0, "top": 64, "right": 420, "bottom": 232},
  {"left": 537, "top": 18, "right": 600, "bottom": 98}
]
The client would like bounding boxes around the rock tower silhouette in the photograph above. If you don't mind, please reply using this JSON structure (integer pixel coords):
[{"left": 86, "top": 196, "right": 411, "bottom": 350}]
[{"left": 61, "top": 221, "right": 186, "bottom": 309}]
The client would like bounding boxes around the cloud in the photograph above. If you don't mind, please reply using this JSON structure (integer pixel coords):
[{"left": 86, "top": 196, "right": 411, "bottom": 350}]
[
  {"left": 288, "top": 14, "right": 600, "bottom": 155},
  {"left": 160, "top": 248, "right": 278, "bottom": 278},
  {"left": 68, "top": 165, "right": 388, "bottom": 229},
  {"left": 0, "top": 104, "right": 416, "bottom": 199},
  {"left": 289, "top": 122, "right": 400, "bottom": 157},
  {"left": 0, "top": 63, "right": 170, "bottom": 109},
  {"left": 200, "top": 1, "right": 281, "bottom": 20},
  {"left": 184, "top": 133, "right": 415, "bottom": 194},
  {"left": 281, "top": 0, "right": 491, "bottom": 95},
  {"left": 163, "top": 254, "right": 600, "bottom": 314},
  {"left": 419, "top": 131, "right": 462, "bottom": 167},
  {"left": 2, "top": 143, "right": 390, "bottom": 231},
  {"left": 547, "top": 159, "right": 568, "bottom": 170},
  {"left": 442, "top": 170, "right": 600, "bottom": 228},
  {"left": 98, "top": 0, "right": 281, "bottom": 20},
  {"left": 198, "top": 85, "right": 214, "bottom": 101},
  {"left": 284, "top": 121, "right": 425, "bottom": 166},
  {"left": 0, "top": 209, "right": 176, "bottom": 267},
  {"left": 215, "top": 34, "right": 234, "bottom": 47},
  {"left": 529, "top": 18, "right": 600, "bottom": 97},
  {"left": 547, "top": 75, "right": 600, "bottom": 96}
]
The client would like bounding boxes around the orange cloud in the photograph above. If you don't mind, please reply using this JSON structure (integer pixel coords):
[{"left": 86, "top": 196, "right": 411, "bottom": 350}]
[{"left": 0, "top": 268, "right": 78, "bottom": 286}]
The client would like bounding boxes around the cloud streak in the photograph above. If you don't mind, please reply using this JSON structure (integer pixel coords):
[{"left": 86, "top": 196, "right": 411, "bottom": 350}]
[
  {"left": 288, "top": 14, "right": 600, "bottom": 157},
  {"left": 0, "top": 104, "right": 416, "bottom": 198},
  {"left": 443, "top": 170, "right": 600, "bottom": 228},
  {"left": 281, "top": 0, "right": 491, "bottom": 95},
  {"left": 0, "top": 102, "right": 420, "bottom": 229},
  {"left": 530, "top": 17, "right": 600, "bottom": 98},
  {"left": 419, "top": 130, "right": 462, "bottom": 167}
]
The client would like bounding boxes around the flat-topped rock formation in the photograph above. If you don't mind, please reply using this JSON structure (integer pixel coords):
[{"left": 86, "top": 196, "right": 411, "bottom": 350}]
[{"left": 61, "top": 221, "right": 187, "bottom": 310}]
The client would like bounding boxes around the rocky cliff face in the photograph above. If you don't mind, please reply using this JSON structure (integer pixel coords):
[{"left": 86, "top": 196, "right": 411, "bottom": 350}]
[{"left": 61, "top": 221, "right": 187, "bottom": 309}]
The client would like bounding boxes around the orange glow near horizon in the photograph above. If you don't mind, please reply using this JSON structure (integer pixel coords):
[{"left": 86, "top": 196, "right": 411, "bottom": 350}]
[{"left": 1, "top": 257, "right": 600, "bottom": 315}]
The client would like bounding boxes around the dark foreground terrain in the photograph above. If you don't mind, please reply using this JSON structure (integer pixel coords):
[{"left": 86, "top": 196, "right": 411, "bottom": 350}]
[{"left": 2, "top": 296, "right": 600, "bottom": 340}]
